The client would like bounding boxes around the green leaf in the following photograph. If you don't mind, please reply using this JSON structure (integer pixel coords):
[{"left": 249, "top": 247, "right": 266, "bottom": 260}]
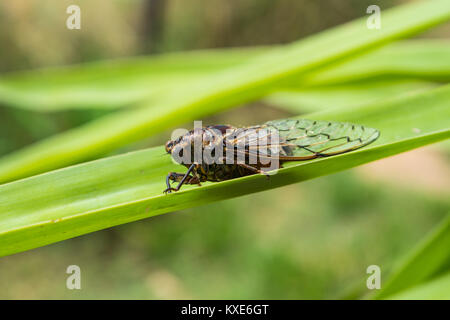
[
  {"left": 300, "top": 39, "right": 450, "bottom": 86},
  {"left": 1, "top": 41, "right": 449, "bottom": 113},
  {"left": 373, "top": 214, "right": 450, "bottom": 299},
  {"left": 0, "top": 84, "right": 449, "bottom": 258},
  {"left": 266, "top": 80, "right": 436, "bottom": 113},
  {"left": 385, "top": 272, "right": 450, "bottom": 300},
  {"left": 0, "top": 0, "right": 449, "bottom": 184},
  {"left": 2, "top": 40, "right": 450, "bottom": 112},
  {"left": 0, "top": 47, "right": 265, "bottom": 111}
]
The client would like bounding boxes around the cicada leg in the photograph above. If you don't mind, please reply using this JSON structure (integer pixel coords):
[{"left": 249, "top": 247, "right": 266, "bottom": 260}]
[
  {"left": 164, "top": 164, "right": 201, "bottom": 193},
  {"left": 237, "top": 163, "right": 271, "bottom": 180}
]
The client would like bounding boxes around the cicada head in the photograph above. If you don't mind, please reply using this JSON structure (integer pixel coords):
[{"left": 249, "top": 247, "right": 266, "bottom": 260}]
[
  {"left": 165, "top": 133, "right": 191, "bottom": 159},
  {"left": 165, "top": 140, "right": 175, "bottom": 154}
]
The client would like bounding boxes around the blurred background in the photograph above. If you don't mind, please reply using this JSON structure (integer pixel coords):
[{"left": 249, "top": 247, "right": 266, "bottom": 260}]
[{"left": 0, "top": 0, "right": 449, "bottom": 299}]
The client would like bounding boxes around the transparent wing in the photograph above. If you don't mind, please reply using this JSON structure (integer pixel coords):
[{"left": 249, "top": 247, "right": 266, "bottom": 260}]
[{"left": 261, "top": 118, "right": 380, "bottom": 160}]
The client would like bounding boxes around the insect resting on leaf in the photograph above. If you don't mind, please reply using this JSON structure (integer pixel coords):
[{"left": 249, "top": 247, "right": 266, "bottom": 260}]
[{"left": 163, "top": 118, "right": 380, "bottom": 193}]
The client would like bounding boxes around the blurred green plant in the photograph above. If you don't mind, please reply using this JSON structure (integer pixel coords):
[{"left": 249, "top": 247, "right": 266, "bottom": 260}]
[
  {"left": 1, "top": 170, "right": 445, "bottom": 299},
  {"left": 0, "top": 84, "right": 448, "bottom": 259},
  {"left": 266, "top": 80, "right": 436, "bottom": 113},
  {"left": 386, "top": 272, "right": 450, "bottom": 300},
  {"left": 0, "top": 0, "right": 449, "bottom": 183},
  {"left": 1, "top": 40, "right": 449, "bottom": 112},
  {"left": 0, "top": 0, "right": 449, "bottom": 300},
  {"left": 373, "top": 215, "right": 450, "bottom": 299},
  {"left": 0, "top": 47, "right": 266, "bottom": 111}
]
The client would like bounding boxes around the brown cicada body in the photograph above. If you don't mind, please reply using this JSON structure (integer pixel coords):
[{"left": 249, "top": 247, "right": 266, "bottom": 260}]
[{"left": 164, "top": 118, "right": 379, "bottom": 193}]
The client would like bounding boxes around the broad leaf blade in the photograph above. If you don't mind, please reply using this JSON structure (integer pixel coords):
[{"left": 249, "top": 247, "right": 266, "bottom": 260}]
[
  {"left": 266, "top": 80, "right": 435, "bottom": 113},
  {"left": 385, "top": 271, "right": 450, "bottom": 300},
  {"left": 373, "top": 215, "right": 450, "bottom": 299},
  {"left": 0, "top": 0, "right": 449, "bottom": 183},
  {"left": 0, "top": 47, "right": 265, "bottom": 111},
  {"left": 1, "top": 41, "right": 449, "bottom": 112},
  {"left": 304, "top": 39, "right": 450, "bottom": 86},
  {"left": 0, "top": 84, "right": 449, "bottom": 257}
]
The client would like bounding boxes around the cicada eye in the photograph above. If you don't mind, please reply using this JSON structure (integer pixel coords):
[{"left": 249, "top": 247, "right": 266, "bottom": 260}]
[{"left": 165, "top": 141, "right": 174, "bottom": 154}]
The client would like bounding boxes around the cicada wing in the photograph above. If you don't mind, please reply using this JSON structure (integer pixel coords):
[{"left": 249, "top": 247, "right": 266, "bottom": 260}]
[
  {"left": 263, "top": 119, "right": 380, "bottom": 160},
  {"left": 223, "top": 125, "right": 283, "bottom": 162}
]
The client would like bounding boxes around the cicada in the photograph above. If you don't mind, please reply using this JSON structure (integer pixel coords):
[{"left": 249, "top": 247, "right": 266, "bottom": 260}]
[{"left": 164, "top": 118, "right": 379, "bottom": 193}]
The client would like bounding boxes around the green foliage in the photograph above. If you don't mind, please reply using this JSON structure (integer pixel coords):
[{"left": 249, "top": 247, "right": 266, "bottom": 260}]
[
  {"left": 0, "top": 0, "right": 449, "bottom": 183},
  {"left": 266, "top": 80, "right": 435, "bottom": 113},
  {"left": 0, "top": 85, "right": 448, "bottom": 258},
  {"left": 1, "top": 40, "right": 449, "bottom": 112},
  {"left": 386, "top": 272, "right": 450, "bottom": 300},
  {"left": 0, "top": 47, "right": 265, "bottom": 111},
  {"left": 300, "top": 40, "right": 450, "bottom": 86},
  {"left": 373, "top": 215, "right": 450, "bottom": 299},
  {"left": 1, "top": 172, "right": 446, "bottom": 299},
  {"left": 0, "top": 0, "right": 449, "bottom": 299}
]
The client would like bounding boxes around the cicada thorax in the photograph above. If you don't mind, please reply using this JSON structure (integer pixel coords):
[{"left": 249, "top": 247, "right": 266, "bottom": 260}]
[{"left": 172, "top": 124, "right": 276, "bottom": 182}]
